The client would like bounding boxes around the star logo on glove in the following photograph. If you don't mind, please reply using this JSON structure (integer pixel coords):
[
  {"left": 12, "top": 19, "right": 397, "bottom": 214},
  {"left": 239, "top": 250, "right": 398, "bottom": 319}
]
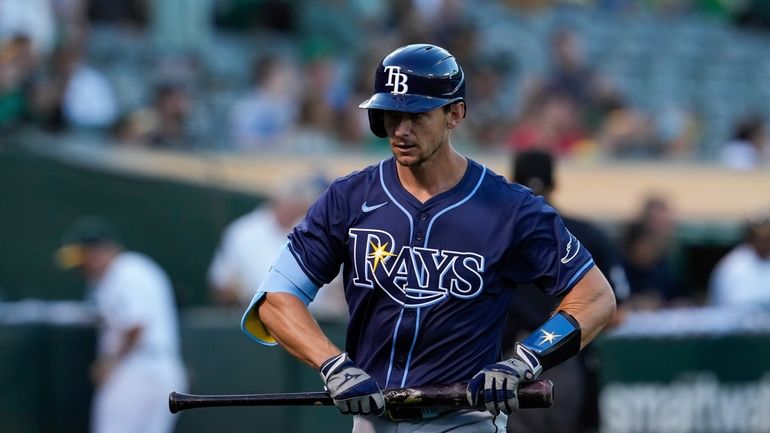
[{"left": 537, "top": 329, "right": 561, "bottom": 346}]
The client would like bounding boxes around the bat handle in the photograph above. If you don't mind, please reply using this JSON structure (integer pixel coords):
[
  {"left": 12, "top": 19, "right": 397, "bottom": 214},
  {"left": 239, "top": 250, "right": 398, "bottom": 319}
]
[
  {"left": 517, "top": 379, "right": 554, "bottom": 409},
  {"left": 382, "top": 379, "right": 553, "bottom": 410}
]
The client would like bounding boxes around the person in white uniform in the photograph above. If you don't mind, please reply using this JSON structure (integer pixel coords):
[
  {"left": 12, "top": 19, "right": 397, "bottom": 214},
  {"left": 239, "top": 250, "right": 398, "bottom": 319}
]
[
  {"left": 57, "top": 216, "right": 187, "bottom": 433},
  {"left": 709, "top": 209, "right": 770, "bottom": 307},
  {"left": 208, "top": 177, "right": 348, "bottom": 319}
]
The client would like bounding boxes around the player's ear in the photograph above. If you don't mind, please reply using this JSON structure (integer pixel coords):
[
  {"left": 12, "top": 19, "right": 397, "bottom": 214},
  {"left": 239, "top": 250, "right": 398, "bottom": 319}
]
[{"left": 446, "top": 102, "right": 465, "bottom": 129}]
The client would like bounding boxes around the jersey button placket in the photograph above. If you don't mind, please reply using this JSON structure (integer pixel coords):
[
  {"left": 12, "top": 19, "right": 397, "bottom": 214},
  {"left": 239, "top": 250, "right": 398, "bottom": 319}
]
[
  {"left": 414, "top": 209, "right": 428, "bottom": 245},
  {"left": 392, "top": 209, "right": 427, "bottom": 385}
]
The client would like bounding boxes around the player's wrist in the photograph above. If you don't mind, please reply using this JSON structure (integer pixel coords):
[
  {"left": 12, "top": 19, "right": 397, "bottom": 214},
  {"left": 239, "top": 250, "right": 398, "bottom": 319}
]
[
  {"left": 318, "top": 351, "right": 386, "bottom": 416},
  {"left": 517, "top": 310, "right": 581, "bottom": 372},
  {"left": 510, "top": 343, "right": 542, "bottom": 380},
  {"left": 319, "top": 352, "right": 350, "bottom": 379}
]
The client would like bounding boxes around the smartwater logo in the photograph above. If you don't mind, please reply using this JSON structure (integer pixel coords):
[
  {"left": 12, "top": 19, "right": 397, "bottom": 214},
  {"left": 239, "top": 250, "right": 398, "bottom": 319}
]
[{"left": 600, "top": 373, "right": 770, "bottom": 433}]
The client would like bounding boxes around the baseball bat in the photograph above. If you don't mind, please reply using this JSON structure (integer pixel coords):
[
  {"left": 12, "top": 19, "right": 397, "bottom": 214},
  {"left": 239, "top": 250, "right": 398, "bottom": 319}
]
[{"left": 169, "top": 379, "right": 552, "bottom": 414}]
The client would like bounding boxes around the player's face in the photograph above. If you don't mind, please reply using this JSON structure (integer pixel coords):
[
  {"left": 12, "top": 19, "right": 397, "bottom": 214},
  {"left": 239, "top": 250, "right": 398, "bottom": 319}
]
[{"left": 383, "top": 106, "right": 458, "bottom": 168}]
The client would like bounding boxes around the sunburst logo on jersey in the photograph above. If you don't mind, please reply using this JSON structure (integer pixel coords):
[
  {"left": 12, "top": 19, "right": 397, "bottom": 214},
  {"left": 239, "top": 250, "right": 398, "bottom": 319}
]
[{"left": 368, "top": 240, "right": 397, "bottom": 272}]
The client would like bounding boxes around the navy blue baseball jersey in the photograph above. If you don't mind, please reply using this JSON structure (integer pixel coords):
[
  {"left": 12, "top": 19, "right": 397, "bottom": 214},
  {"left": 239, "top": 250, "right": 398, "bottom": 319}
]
[{"left": 287, "top": 157, "right": 594, "bottom": 389}]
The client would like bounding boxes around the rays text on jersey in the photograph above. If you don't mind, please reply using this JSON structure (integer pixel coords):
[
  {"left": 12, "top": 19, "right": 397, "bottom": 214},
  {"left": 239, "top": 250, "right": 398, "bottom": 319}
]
[{"left": 349, "top": 228, "right": 485, "bottom": 308}]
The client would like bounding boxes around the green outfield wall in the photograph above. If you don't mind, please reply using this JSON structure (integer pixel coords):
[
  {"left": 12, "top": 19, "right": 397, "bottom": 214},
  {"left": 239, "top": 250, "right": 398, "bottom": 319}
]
[{"left": 0, "top": 145, "right": 262, "bottom": 306}]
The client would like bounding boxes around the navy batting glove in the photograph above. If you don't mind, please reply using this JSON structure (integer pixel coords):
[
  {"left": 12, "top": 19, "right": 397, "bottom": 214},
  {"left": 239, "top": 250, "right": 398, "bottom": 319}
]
[
  {"left": 320, "top": 352, "right": 385, "bottom": 416},
  {"left": 466, "top": 343, "right": 543, "bottom": 415}
]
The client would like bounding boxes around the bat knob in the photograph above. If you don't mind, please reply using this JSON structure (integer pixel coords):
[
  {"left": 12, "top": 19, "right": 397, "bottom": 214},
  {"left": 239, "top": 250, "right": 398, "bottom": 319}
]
[{"left": 169, "top": 391, "right": 182, "bottom": 414}]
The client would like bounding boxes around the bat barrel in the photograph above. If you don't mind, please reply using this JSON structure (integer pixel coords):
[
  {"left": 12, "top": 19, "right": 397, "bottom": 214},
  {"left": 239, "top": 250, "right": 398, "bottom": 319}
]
[{"left": 169, "top": 391, "right": 333, "bottom": 413}]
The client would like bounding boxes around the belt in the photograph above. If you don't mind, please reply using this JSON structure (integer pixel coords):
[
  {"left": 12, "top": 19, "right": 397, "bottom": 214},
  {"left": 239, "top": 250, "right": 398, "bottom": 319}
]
[{"left": 386, "top": 407, "right": 453, "bottom": 422}]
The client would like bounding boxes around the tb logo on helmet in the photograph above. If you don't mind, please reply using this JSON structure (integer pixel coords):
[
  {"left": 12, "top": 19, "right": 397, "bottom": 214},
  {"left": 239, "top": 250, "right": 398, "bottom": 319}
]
[{"left": 384, "top": 66, "right": 408, "bottom": 95}]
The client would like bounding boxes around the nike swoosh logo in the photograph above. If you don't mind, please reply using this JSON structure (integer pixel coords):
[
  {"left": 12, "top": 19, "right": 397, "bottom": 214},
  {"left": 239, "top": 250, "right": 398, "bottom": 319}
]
[{"left": 361, "top": 201, "right": 388, "bottom": 213}]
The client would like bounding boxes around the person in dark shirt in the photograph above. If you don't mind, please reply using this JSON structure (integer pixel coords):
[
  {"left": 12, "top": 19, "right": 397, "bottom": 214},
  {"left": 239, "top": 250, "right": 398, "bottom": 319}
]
[
  {"left": 620, "top": 196, "right": 689, "bottom": 310},
  {"left": 505, "top": 149, "right": 628, "bottom": 433}
]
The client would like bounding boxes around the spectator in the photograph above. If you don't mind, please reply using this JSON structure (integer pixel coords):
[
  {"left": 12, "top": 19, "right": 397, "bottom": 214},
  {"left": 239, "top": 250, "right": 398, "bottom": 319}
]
[
  {"left": 333, "top": 100, "right": 368, "bottom": 149},
  {"left": 464, "top": 55, "right": 516, "bottom": 147},
  {"left": 0, "top": 0, "right": 57, "bottom": 57},
  {"left": 510, "top": 27, "right": 667, "bottom": 161},
  {"left": 208, "top": 177, "right": 347, "bottom": 319},
  {"left": 339, "top": 48, "right": 391, "bottom": 150},
  {"left": 708, "top": 208, "right": 770, "bottom": 307},
  {"left": 546, "top": 28, "right": 601, "bottom": 108},
  {"left": 655, "top": 104, "right": 700, "bottom": 160},
  {"left": 637, "top": 194, "right": 677, "bottom": 244},
  {"left": 0, "top": 34, "right": 36, "bottom": 132},
  {"left": 592, "top": 95, "right": 661, "bottom": 160},
  {"left": 55, "top": 216, "right": 187, "bottom": 433},
  {"left": 619, "top": 196, "right": 689, "bottom": 310},
  {"left": 720, "top": 114, "right": 769, "bottom": 170},
  {"left": 30, "top": 42, "right": 118, "bottom": 131},
  {"left": 289, "top": 93, "right": 350, "bottom": 152},
  {"left": 297, "top": 0, "right": 366, "bottom": 53},
  {"left": 229, "top": 55, "right": 300, "bottom": 151},
  {"left": 505, "top": 149, "right": 628, "bottom": 433},
  {"left": 410, "top": 0, "right": 475, "bottom": 62},
  {"left": 113, "top": 82, "right": 194, "bottom": 149},
  {"left": 544, "top": 27, "right": 623, "bottom": 134},
  {"left": 510, "top": 150, "right": 630, "bottom": 300},
  {"left": 506, "top": 85, "right": 587, "bottom": 157}
]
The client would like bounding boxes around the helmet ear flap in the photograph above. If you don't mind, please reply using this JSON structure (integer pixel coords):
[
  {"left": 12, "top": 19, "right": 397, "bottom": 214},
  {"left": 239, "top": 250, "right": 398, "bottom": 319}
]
[{"left": 368, "top": 109, "right": 387, "bottom": 138}]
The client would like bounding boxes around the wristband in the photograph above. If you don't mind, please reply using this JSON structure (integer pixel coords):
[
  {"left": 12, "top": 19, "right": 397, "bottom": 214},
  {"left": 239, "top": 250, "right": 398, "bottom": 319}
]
[{"left": 519, "top": 311, "right": 581, "bottom": 370}]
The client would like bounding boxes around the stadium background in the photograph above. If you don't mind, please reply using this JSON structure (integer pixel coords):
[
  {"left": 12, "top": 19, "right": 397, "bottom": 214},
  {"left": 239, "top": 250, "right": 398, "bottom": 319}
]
[{"left": 2, "top": 1, "right": 770, "bottom": 432}]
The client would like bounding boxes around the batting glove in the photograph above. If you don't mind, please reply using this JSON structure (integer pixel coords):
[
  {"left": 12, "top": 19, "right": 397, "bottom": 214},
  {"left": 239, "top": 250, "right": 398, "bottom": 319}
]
[
  {"left": 466, "top": 343, "right": 543, "bottom": 415},
  {"left": 320, "top": 352, "right": 385, "bottom": 416}
]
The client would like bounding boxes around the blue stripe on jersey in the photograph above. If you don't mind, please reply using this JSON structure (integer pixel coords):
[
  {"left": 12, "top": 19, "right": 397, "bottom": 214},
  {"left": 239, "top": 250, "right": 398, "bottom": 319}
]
[
  {"left": 379, "top": 160, "right": 413, "bottom": 240},
  {"left": 385, "top": 308, "right": 406, "bottom": 388},
  {"left": 398, "top": 163, "right": 488, "bottom": 386},
  {"left": 400, "top": 307, "right": 421, "bottom": 388},
  {"left": 564, "top": 259, "right": 595, "bottom": 292},
  {"left": 379, "top": 160, "right": 416, "bottom": 388},
  {"left": 424, "top": 164, "right": 487, "bottom": 245}
]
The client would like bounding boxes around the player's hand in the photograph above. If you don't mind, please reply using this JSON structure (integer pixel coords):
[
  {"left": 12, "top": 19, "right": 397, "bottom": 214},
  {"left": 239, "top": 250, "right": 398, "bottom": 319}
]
[
  {"left": 466, "top": 343, "right": 543, "bottom": 415},
  {"left": 320, "top": 352, "right": 385, "bottom": 416}
]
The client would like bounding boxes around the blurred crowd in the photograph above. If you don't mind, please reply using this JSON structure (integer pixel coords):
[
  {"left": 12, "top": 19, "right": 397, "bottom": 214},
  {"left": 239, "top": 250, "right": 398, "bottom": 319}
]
[
  {"left": 2, "top": 0, "right": 770, "bottom": 166},
  {"left": 5, "top": 0, "right": 770, "bottom": 320},
  {"left": 4, "top": 0, "right": 765, "bottom": 315}
]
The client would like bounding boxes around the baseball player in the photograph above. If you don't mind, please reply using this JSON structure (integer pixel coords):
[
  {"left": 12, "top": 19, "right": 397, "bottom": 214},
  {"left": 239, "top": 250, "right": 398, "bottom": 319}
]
[
  {"left": 57, "top": 217, "right": 187, "bottom": 433},
  {"left": 241, "top": 44, "right": 616, "bottom": 433}
]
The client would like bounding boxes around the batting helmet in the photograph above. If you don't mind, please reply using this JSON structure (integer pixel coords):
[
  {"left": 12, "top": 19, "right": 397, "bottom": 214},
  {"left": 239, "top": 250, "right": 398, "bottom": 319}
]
[{"left": 359, "top": 44, "right": 466, "bottom": 138}]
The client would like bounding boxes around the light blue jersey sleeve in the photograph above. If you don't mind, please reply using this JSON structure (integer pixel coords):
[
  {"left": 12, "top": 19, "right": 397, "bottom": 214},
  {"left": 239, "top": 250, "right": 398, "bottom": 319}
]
[{"left": 241, "top": 243, "right": 320, "bottom": 346}]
